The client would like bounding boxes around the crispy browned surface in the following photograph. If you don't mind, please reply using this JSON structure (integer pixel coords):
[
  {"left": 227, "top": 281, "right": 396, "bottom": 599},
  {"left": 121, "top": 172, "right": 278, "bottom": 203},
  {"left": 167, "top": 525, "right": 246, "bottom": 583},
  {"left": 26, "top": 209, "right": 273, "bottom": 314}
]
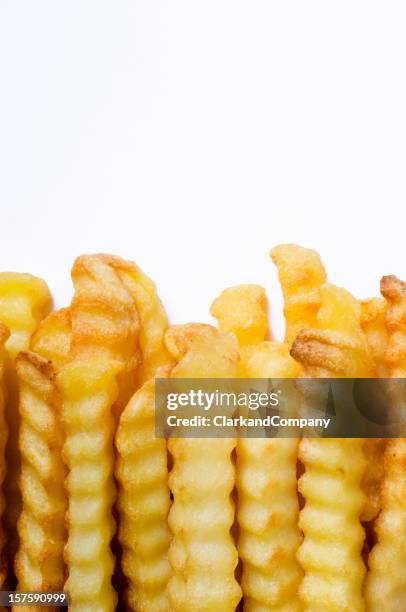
[
  {"left": 70, "top": 254, "right": 140, "bottom": 413},
  {"left": 14, "top": 309, "right": 71, "bottom": 607},
  {"left": 291, "top": 328, "right": 372, "bottom": 378},
  {"left": 359, "top": 298, "right": 389, "bottom": 522},
  {"left": 380, "top": 275, "right": 406, "bottom": 377},
  {"left": 360, "top": 298, "right": 388, "bottom": 377},
  {"left": 14, "top": 351, "right": 66, "bottom": 599},
  {"left": 366, "top": 438, "right": 406, "bottom": 611},
  {"left": 0, "top": 273, "right": 52, "bottom": 586},
  {"left": 100, "top": 255, "right": 172, "bottom": 384},
  {"left": 365, "top": 276, "right": 406, "bottom": 610}
]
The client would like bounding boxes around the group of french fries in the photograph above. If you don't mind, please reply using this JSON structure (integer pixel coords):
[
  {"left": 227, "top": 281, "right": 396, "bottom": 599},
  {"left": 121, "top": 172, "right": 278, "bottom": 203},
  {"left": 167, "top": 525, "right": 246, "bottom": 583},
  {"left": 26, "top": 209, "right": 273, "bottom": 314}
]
[{"left": 0, "top": 245, "right": 404, "bottom": 612}]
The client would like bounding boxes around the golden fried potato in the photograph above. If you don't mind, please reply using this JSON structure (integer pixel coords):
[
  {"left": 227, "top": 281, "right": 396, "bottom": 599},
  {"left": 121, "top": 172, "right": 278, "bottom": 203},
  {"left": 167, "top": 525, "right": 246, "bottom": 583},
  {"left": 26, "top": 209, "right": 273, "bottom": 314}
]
[
  {"left": 70, "top": 254, "right": 140, "bottom": 414},
  {"left": 0, "top": 272, "right": 52, "bottom": 579},
  {"left": 238, "top": 342, "right": 302, "bottom": 611},
  {"left": 61, "top": 254, "right": 145, "bottom": 610},
  {"left": 59, "top": 359, "right": 121, "bottom": 612},
  {"left": 210, "top": 285, "right": 268, "bottom": 347},
  {"left": 31, "top": 308, "right": 71, "bottom": 368},
  {"left": 0, "top": 273, "right": 52, "bottom": 360},
  {"left": 0, "top": 323, "right": 10, "bottom": 589},
  {"left": 116, "top": 373, "right": 171, "bottom": 611},
  {"left": 291, "top": 284, "right": 371, "bottom": 612},
  {"left": 365, "top": 275, "right": 406, "bottom": 611},
  {"left": 291, "top": 285, "right": 373, "bottom": 378},
  {"left": 14, "top": 309, "right": 71, "bottom": 611},
  {"left": 165, "top": 324, "right": 242, "bottom": 611},
  {"left": 360, "top": 298, "right": 388, "bottom": 377},
  {"left": 211, "top": 284, "right": 269, "bottom": 378},
  {"left": 212, "top": 284, "right": 302, "bottom": 609},
  {"left": 14, "top": 352, "right": 66, "bottom": 601},
  {"left": 105, "top": 256, "right": 172, "bottom": 384},
  {"left": 240, "top": 340, "right": 300, "bottom": 379},
  {"left": 271, "top": 244, "right": 326, "bottom": 344},
  {"left": 361, "top": 438, "right": 386, "bottom": 523},
  {"left": 365, "top": 439, "right": 406, "bottom": 612},
  {"left": 380, "top": 275, "right": 406, "bottom": 377}
]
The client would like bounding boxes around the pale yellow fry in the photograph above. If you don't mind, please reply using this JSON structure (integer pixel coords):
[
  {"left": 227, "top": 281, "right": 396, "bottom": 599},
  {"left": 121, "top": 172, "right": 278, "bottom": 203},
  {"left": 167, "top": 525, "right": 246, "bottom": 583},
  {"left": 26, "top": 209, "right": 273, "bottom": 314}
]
[
  {"left": 70, "top": 254, "right": 140, "bottom": 413},
  {"left": 240, "top": 341, "right": 300, "bottom": 380},
  {"left": 297, "top": 437, "right": 366, "bottom": 612},
  {"left": 210, "top": 284, "right": 268, "bottom": 348},
  {"left": 62, "top": 255, "right": 142, "bottom": 610},
  {"left": 106, "top": 256, "right": 172, "bottom": 384},
  {"left": 0, "top": 273, "right": 52, "bottom": 578},
  {"left": 211, "top": 285, "right": 302, "bottom": 610},
  {"left": 365, "top": 275, "right": 406, "bottom": 611},
  {"left": 166, "top": 324, "right": 241, "bottom": 611},
  {"left": 238, "top": 342, "right": 303, "bottom": 611},
  {"left": 14, "top": 352, "right": 66, "bottom": 601},
  {"left": 211, "top": 284, "right": 269, "bottom": 378},
  {"left": 271, "top": 244, "right": 326, "bottom": 344},
  {"left": 116, "top": 373, "right": 171, "bottom": 611},
  {"left": 0, "top": 273, "right": 52, "bottom": 360},
  {"left": 58, "top": 359, "right": 121, "bottom": 612},
  {"left": 0, "top": 323, "right": 10, "bottom": 589},
  {"left": 291, "top": 284, "right": 371, "bottom": 612}
]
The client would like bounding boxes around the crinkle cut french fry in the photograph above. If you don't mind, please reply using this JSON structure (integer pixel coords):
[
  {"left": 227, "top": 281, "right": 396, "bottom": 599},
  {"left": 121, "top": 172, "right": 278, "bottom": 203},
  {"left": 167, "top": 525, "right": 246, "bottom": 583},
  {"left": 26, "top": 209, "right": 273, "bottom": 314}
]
[
  {"left": 365, "top": 275, "right": 406, "bottom": 611},
  {"left": 165, "top": 324, "right": 242, "bottom": 611},
  {"left": 298, "top": 438, "right": 366, "bottom": 611},
  {"left": 360, "top": 298, "right": 388, "bottom": 377},
  {"left": 104, "top": 255, "right": 172, "bottom": 384},
  {"left": 64, "top": 255, "right": 143, "bottom": 611},
  {"left": 0, "top": 273, "right": 52, "bottom": 580},
  {"left": 380, "top": 275, "right": 406, "bottom": 377},
  {"left": 360, "top": 438, "right": 386, "bottom": 523},
  {"left": 271, "top": 244, "right": 326, "bottom": 344},
  {"left": 210, "top": 285, "right": 268, "bottom": 348},
  {"left": 14, "top": 352, "right": 66, "bottom": 605},
  {"left": 0, "top": 323, "right": 10, "bottom": 589},
  {"left": 30, "top": 308, "right": 71, "bottom": 368},
  {"left": 237, "top": 342, "right": 302, "bottom": 611},
  {"left": 70, "top": 254, "right": 140, "bottom": 414},
  {"left": 0, "top": 273, "right": 52, "bottom": 360},
  {"left": 366, "top": 439, "right": 406, "bottom": 612},
  {"left": 58, "top": 359, "right": 121, "bottom": 612},
  {"left": 359, "top": 298, "right": 388, "bottom": 522},
  {"left": 291, "top": 284, "right": 371, "bottom": 612},
  {"left": 212, "top": 287, "right": 302, "bottom": 609},
  {"left": 116, "top": 374, "right": 171, "bottom": 611},
  {"left": 237, "top": 439, "right": 302, "bottom": 612}
]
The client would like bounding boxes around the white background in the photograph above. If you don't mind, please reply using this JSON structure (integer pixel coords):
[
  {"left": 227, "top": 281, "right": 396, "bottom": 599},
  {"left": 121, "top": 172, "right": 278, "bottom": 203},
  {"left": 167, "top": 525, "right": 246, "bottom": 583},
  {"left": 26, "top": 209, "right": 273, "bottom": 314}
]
[{"left": 0, "top": 1, "right": 405, "bottom": 339}]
